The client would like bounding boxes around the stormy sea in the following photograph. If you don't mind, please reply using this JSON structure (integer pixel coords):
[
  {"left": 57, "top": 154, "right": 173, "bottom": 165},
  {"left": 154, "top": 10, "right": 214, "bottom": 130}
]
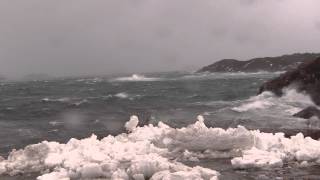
[{"left": 1, "top": 71, "right": 320, "bottom": 180}]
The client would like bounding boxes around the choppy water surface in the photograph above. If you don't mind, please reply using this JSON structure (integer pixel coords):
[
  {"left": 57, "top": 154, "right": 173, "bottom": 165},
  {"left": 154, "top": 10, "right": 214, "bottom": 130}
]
[{"left": 0, "top": 71, "right": 319, "bottom": 179}]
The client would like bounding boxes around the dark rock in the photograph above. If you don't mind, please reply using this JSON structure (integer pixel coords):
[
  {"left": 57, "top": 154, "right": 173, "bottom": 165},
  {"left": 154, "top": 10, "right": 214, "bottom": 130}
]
[
  {"left": 259, "top": 57, "right": 320, "bottom": 105},
  {"left": 293, "top": 106, "right": 320, "bottom": 119},
  {"left": 198, "top": 53, "right": 320, "bottom": 73}
]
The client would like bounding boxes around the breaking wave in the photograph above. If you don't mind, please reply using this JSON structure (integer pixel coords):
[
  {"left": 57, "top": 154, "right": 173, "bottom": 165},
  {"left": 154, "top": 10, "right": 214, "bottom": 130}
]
[
  {"left": 41, "top": 97, "right": 89, "bottom": 106},
  {"left": 112, "top": 92, "right": 141, "bottom": 100},
  {"left": 232, "top": 88, "right": 315, "bottom": 115},
  {"left": 1, "top": 115, "right": 320, "bottom": 179}
]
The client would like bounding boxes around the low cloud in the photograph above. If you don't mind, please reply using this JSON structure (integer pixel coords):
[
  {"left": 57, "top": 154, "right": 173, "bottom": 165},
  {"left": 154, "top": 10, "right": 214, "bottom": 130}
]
[{"left": 0, "top": 0, "right": 320, "bottom": 79}]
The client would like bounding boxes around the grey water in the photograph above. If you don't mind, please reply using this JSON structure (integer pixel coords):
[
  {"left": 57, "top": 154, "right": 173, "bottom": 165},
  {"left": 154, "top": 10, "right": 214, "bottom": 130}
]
[{"left": 1, "top": 71, "right": 319, "bottom": 179}]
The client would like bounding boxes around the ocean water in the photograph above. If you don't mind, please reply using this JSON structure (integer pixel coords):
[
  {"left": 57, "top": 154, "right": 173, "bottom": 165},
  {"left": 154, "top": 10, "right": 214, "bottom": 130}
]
[{"left": 1, "top": 71, "right": 320, "bottom": 179}]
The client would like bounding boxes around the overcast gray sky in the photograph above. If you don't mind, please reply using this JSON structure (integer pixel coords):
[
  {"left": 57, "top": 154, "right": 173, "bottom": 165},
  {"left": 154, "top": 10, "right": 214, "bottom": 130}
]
[{"left": 1, "top": 0, "right": 320, "bottom": 78}]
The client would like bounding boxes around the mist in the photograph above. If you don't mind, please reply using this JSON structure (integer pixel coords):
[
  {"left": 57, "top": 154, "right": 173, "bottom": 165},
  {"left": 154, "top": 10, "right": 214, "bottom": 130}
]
[{"left": 0, "top": 0, "right": 320, "bottom": 79}]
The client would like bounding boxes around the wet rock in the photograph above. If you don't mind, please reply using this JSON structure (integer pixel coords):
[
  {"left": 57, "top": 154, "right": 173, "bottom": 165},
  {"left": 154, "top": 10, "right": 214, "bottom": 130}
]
[
  {"left": 293, "top": 106, "right": 320, "bottom": 119},
  {"left": 198, "top": 53, "right": 320, "bottom": 73}
]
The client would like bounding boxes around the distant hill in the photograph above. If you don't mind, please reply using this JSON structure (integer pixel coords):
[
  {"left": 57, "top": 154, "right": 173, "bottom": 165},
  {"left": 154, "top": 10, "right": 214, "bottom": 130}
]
[{"left": 197, "top": 53, "right": 320, "bottom": 73}]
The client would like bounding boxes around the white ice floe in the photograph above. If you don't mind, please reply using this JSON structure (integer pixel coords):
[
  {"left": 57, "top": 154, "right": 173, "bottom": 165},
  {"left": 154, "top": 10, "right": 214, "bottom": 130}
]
[
  {"left": 2, "top": 115, "right": 320, "bottom": 179},
  {"left": 231, "top": 130, "right": 320, "bottom": 169},
  {"left": 0, "top": 116, "right": 220, "bottom": 180}
]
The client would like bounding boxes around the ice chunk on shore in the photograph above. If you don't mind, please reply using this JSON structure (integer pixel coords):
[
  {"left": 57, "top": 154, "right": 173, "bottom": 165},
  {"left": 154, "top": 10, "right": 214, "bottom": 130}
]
[
  {"left": 0, "top": 117, "right": 220, "bottom": 180},
  {"left": 125, "top": 115, "right": 139, "bottom": 132},
  {"left": 2, "top": 115, "right": 320, "bottom": 179},
  {"left": 151, "top": 166, "right": 219, "bottom": 180},
  {"left": 154, "top": 119, "right": 254, "bottom": 152},
  {"left": 0, "top": 134, "right": 219, "bottom": 179},
  {"left": 231, "top": 147, "right": 284, "bottom": 169},
  {"left": 231, "top": 131, "right": 320, "bottom": 169}
]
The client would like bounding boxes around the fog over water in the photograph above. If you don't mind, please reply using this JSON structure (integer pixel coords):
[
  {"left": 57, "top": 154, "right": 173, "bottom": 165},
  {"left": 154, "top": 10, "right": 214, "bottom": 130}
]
[{"left": 1, "top": 0, "right": 320, "bottom": 79}]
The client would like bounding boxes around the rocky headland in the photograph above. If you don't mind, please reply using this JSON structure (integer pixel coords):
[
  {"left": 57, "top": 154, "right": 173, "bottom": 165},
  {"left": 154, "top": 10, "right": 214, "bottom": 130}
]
[{"left": 198, "top": 53, "right": 320, "bottom": 73}]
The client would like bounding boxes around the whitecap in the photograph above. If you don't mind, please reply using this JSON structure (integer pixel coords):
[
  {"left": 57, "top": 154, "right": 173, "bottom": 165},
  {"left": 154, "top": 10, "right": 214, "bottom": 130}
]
[
  {"left": 112, "top": 74, "right": 162, "bottom": 82},
  {"left": 41, "top": 97, "right": 71, "bottom": 103},
  {"left": 72, "top": 99, "right": 88, "bottom": 106},
  {"left": 41, "top": 98, "right": 50, "bottom": 102},
  {"left": 114, "top": 92, "right": 141, "bottom": 100},
  {"left": 49, "top": 121, "right": 64, "bottom": 126},
  {"left": 115, "top": 92, "right": 129, "bottom": 99},
  {"left": 76, "top": 77, "right": 103, "bottom": 83}
]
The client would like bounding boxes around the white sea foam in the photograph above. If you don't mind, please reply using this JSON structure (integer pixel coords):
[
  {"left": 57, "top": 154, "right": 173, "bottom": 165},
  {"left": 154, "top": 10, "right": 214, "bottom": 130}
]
[
  {"left": 2, "top": 116, "right": 320, "bottom": 179},
  {"left": 41, "top": 97, "right": 73, "bottom": 103},
  {"left": 232, "top": 88, "right": 315, "bottom": 114},
  {"left": 49, "top": 121, "right": 64, "bottom": 126},
  {"left": 114, "top": 92, "right": 142, "bottom": 100},
  {"left": 115, "top": 92, "right": 129, "bottom": 99},
  {"left": 76, "top": 77, "right": 103, "bottom": 83},
  {"left": 112, "top": 74, "right": 162, "bottom": 82},
  {"left": 232, "top": 92, "right": 275, "bottom": 112}
]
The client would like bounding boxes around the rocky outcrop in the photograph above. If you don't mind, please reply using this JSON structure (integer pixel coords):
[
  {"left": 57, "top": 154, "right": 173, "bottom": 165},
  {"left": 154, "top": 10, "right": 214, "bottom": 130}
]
[
  {"left": 259, "top": 57, "right": 320, "bottom": 106},
  {"left": 198, "top": 53, "right": 320, "bottom": 73}
]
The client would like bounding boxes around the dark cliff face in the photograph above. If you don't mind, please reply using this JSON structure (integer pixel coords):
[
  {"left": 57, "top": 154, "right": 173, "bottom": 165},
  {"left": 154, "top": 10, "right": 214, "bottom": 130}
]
[
  {"left": 198, "top": 53, "right": 320, "bottom": 73},
  {"left": 259, "top": 57, "right": 320, "bottom": 106}
]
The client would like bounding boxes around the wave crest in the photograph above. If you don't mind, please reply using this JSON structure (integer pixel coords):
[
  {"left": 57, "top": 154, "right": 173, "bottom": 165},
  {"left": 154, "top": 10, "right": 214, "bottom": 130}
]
[
  {"left": 232, "top": 88, "right": 315, "bottom": 114},
  {"left": 112, "top": 74, "right": 162, "bottom": 82}
]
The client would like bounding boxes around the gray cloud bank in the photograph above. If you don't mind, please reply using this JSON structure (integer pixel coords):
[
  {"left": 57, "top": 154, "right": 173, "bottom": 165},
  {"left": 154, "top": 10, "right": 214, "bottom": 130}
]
[{"left": 0, "top": 0, "right": 320, "bottom": 78}]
